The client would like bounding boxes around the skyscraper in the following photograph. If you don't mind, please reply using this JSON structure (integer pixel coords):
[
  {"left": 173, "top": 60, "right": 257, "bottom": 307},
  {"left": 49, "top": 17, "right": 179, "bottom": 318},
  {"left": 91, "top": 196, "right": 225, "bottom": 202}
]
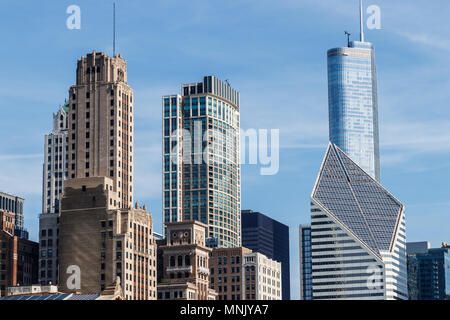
[
  {"left": 39, "top": 101, "right": 69, "bottom": 285},
  {"left": 162, "top": 76, "right": 241, "bottom": 248},
  {"left": 407, "top": 242, "right": 450, "bottom": 300},
  {"left": 241, "top": 210, "right": 290, "bottom": 300},
  {"left": 310, "top": 143, "right": 407, "bottom": 300},
  {"left": 67, "top": 51, "right": 134, "bottom": 209},
  {"left": 299, "top": 225, "right": 312, "bottom": 300},
  {"left": 327, "top": 1, "right": 380, "bottom": 181},
  {"left": 59, "top": 52, "right": 157, "bottom": 300},
  {"left": 42, "top": 102, "right": 69, "bottom": 214}
]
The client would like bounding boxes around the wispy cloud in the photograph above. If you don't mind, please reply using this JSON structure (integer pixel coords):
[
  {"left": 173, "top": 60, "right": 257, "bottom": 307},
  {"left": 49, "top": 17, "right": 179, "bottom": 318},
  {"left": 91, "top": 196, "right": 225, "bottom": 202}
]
[{"left": 395, "top": 31, "right": 450, "bottom": 52}]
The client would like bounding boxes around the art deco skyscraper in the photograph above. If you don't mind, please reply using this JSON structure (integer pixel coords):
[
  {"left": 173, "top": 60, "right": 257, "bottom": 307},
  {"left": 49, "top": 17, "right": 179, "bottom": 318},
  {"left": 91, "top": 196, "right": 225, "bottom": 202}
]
[
  {"left": 59, "top": 52, "right": 157, "bottom": 299},
  {"left": 67, "top": 51, "right": 134, "bottom": 208},
  {"left": 327, "top": 2, "right": 380, "bottom": 181},
  {"left": 310, "top": 144, "right": 407, "bottom": 300},
  {"left": 162, "top": 76, "right": 241, "bottom": 248},
  {"left": 39, "top": 101, "right": 69, "bottom": 285},
  {"left": 42, "top": 102, "right": 69, "bottom": 214}
]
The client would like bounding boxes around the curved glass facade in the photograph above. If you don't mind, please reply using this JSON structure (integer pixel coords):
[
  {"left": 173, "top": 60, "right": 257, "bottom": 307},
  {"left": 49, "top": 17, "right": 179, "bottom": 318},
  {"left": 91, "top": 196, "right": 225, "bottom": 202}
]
[
  {"left": 327, "top": 41, "right": 380, "bottom": 181},
  {"left": 162, "top": 76, "right": 241, "bottom": 248}
]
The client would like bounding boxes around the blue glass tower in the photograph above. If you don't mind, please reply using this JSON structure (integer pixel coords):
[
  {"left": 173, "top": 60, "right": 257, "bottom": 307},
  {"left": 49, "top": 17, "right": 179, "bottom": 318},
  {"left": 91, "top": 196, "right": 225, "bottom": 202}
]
[{"left": 327, "top": 2, "right": 380, "bottom": 181}]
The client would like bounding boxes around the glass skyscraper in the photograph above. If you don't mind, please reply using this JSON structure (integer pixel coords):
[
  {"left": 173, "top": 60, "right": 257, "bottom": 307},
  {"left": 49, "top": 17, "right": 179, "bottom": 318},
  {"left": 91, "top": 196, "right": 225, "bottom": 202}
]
[
  {"left": 327, "top": 30, "right": 380, "bottom": 181},
  {"left": 407, "top": 243, "right": 450, "bottom": 300},
  {"left": 162, "top": 76, "right": 241, "bottom": 248},
  {"left": 299, "top": 225, "right": 312, "bottom": 300},
  {"left": 241, "top": 209, "right": 291, "bottom": 300}
]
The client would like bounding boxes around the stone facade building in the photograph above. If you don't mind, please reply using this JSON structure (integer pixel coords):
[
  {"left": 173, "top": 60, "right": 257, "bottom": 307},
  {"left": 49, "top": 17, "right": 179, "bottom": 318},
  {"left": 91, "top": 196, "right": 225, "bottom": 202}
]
[
  {"left": 209, "top": 247, "right": 251, "bottom": 300},
  {"left": 58, "top": 177, "right": 157, "bottom": 300},
  {"left": 0, "top": 192, "right": 27, "bottom": 239},
  {"left": 67, "top": 51, "right": 134, "bottom": 210},
  {"left": 0, "top": 231, "right": 38, "bottom": 297},
  {"left": 242, "top": 252, "right": 282, "bottom": 300},
  {"left": 38, "top": 213, "right": 59, "bottom": 285},
  {"left": 157, "top": 221, "right": 216, "bottom": 300}
]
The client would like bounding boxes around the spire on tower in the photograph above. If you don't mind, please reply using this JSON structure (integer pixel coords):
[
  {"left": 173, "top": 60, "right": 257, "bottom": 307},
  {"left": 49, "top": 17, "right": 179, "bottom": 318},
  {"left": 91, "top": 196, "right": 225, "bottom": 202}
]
[{"left": 359, "top": 0, "right": 365, "bottom": 42}]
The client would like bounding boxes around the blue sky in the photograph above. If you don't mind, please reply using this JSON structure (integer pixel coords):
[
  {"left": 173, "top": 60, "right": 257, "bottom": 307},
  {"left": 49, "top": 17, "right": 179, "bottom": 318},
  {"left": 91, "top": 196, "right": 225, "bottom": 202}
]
[{"left": 0, "top": 0, "right": 449, "bottom": 299}]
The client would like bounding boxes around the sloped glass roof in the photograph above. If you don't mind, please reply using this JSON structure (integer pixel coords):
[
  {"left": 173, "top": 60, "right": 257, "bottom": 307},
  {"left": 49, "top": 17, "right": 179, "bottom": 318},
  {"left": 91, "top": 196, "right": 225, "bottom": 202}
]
[{"left": 313, "top": 144, "right": 403, "bottom": 256}]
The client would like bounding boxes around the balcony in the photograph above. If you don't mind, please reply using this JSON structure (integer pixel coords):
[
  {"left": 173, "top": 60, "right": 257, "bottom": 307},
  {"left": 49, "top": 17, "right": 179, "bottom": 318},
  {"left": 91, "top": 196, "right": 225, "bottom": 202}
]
[
  {"left": 198, "top": 266, "right": 210, "bottom": 275},
  {"left": 166, "top": 265, "right": 193, "bottom": 273}
]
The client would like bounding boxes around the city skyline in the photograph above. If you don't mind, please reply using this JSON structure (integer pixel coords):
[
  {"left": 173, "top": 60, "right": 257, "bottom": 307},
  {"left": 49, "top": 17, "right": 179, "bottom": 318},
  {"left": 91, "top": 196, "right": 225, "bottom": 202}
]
[{"left": 0, "top": 1, "right": 449, "bottom": 300}]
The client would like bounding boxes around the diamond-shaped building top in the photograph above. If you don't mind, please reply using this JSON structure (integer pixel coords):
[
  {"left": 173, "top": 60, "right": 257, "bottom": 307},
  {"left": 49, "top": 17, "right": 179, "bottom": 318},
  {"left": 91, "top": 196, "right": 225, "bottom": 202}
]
[{"left": 312, "top": 143, "right": 403, "bottom": 256}]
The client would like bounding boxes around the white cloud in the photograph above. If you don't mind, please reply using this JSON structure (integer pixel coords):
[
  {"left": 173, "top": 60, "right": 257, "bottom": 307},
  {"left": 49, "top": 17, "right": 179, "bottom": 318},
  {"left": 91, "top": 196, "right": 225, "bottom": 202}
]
[{"left": 395, "top": 31, "right": 450, "bottom": 52}]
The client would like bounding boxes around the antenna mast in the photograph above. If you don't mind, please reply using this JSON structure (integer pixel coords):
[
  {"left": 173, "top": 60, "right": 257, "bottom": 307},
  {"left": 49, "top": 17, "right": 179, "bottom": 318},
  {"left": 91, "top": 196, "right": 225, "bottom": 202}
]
[
  {"left": 359, "top": 0, "right": 365, "bottom": 42},
  {"left": 344, "top": 31, "right": 351, "bottom": 47},
  {"left": 113, "top": 2, "right": 116, "bottom": 57}
]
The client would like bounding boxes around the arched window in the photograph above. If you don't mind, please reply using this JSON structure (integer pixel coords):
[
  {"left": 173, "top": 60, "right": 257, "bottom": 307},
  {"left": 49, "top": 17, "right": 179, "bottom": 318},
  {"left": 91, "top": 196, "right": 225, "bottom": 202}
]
[
  {"left": 178, "top": 255, "right": 183, "bottom": 267},
  {"left": 185, "top": 255, "right": 190, "bottom": 266},
  {"left": 170, "top": 256, "right": 175, "bottom": 267}
]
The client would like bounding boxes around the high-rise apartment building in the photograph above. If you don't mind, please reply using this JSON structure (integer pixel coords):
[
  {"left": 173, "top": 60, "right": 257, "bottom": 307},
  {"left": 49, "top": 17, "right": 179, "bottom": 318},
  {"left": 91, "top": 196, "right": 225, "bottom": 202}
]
[
  {"left": 39, "top": 101, "right": 69, "bottom": 285},
  {"left": 241, "top": 209, "right": 290, "bottom": 299},
  {"left": 162, "top": 76, "right": 241, "bottom": 248},
  {"left": 209, "top": 247, "right": 251, "bottom": 300},
  {"left": 310, "top": 143, "right": 407, "bottom": 300},
  {"left": 242, "top": 252, "right": 282, "bottom": 300},
  {"left": 157, "top": 221, "right": 217, "bottom": 300},
  {"left": 59, "top": 177, "right": 157, "bottom": 300},
  {"left": 0, "top": 192, "right": 27, "bottom": 239},
  {"left": 299, "top": 225, "right": 312, "bottom": 300},
  {"left": 67, "top": 51, "right": 134, "bottom": 209},
  {"left": 327, "top": 2, "right": 380, "bottom": 181},
  {"left": 407, "top": 242, "right": 450, "bottom": 300}
]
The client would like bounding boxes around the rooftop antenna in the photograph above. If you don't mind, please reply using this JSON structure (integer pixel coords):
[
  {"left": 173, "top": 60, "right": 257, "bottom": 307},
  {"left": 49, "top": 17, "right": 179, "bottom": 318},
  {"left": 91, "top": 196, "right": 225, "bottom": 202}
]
[
  {"left": 113, "top": 2, "right": 116, "bottom": 57},
  {"left": 344, "top": 31, "right": 351, "bottom": 47},
  {"left": 359, "top": 0, "right": 365, "bottom": 42}
]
